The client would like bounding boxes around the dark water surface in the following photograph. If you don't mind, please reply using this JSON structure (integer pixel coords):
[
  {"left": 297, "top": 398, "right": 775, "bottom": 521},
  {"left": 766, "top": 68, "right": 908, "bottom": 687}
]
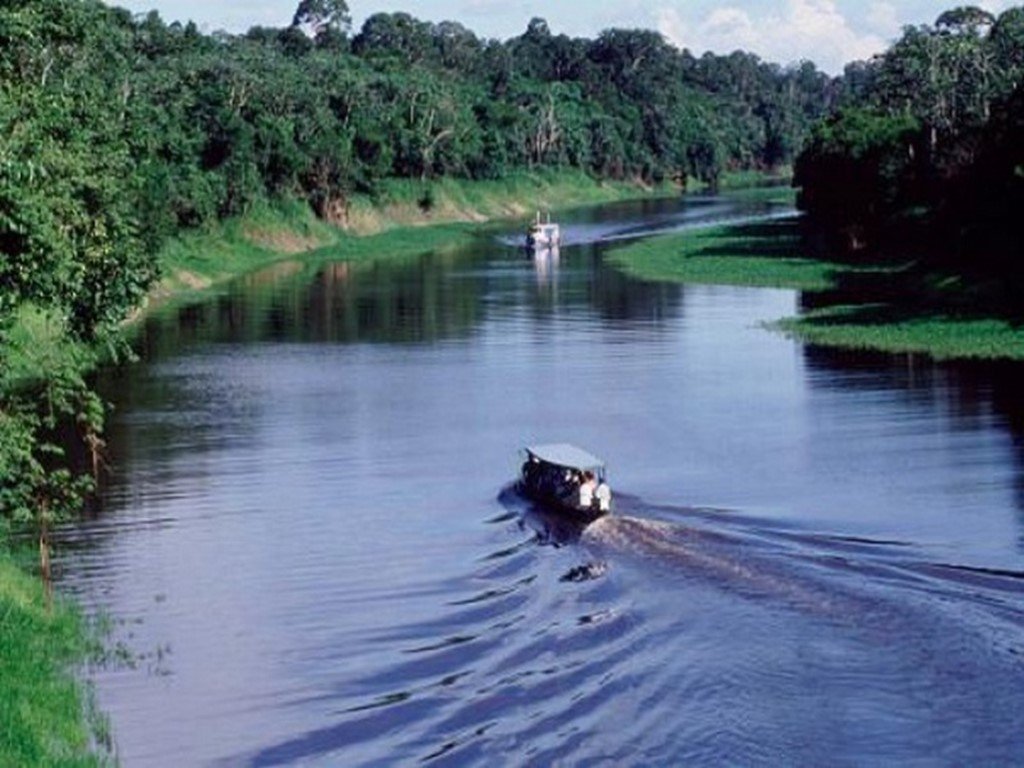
[{"left": 57, "top": 194, "right": 1024, "bottom": 765}]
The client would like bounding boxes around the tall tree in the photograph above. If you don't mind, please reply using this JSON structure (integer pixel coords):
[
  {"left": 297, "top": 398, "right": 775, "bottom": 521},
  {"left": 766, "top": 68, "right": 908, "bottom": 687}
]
[{"left": 291, "top": 0, "right": 351, "bottom": 38}]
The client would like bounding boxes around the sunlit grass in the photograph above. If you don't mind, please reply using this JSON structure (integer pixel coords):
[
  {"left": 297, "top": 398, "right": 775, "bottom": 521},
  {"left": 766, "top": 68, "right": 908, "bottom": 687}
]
[
  {"left": 157, "top": 199, "right": 343, "bottom": 295},
  {"left": 606, "top": 220, "right": 839, "bottom": 292},
  {"left": 719, "top": 184, "right": 798, "bottom": 205},
  {"left": 0, "top": 556, "right": 107, "bottom": 767},
  {"left": 776, "top": 305, "right": 1024, "bottom": 360},
  {"left": 344, "top": 170, "right": 678, "bottom": 234},
  {"left": 717, "top": 167, "right": 792, "bottom": 189},
  {"left": 606, "top": 216, "right": 1024, "bottom": 360},
  {"left": 152, "top": 172, "right": 681, "bottom": 317}
]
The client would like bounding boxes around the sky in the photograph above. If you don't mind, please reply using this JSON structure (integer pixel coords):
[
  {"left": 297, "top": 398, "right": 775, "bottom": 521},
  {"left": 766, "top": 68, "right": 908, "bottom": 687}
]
[{"left": 105, "top": 0, "right": 1020, "bottom": 73}]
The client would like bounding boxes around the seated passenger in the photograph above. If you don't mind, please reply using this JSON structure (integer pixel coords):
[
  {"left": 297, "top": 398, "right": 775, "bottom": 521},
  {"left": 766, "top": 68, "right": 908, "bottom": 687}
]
[{"left": 579, "top": 471, "right": 597, "bottom": 507}]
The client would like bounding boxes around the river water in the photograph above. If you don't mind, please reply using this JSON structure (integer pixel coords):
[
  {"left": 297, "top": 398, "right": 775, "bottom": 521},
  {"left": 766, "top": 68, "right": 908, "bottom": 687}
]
[{"left": 57, "top": 193, "right": 1024, "bottom": 765}]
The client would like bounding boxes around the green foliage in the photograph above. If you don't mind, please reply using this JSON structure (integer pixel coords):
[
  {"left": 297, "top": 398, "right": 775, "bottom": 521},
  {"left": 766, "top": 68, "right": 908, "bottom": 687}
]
[
  {"left": 795, "top": 108, "right": 921, "bottom": 237},
  {"left": 0, "top": 308, "right": 101, "bottom": 531},
  {"left": 797, "top": 4, "right": 1024, "bottom": 273},
  {"left": 0, "top": 0, "right": 156, "bottom": 341},
  {"left": 777, "top": 306, "right": 1024, "bottom": 360}
]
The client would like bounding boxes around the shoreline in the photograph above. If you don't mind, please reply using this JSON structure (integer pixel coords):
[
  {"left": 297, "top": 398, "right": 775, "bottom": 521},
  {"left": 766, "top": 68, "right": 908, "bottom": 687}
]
[
  {"left": 0, "top": 556, "right": 108, "bottom": 765},
  {"left": 145, "top": 171, "right": 681, "bottom": 320},
  {"left": 140, "top": 168, "right": 794, "bottom": 320},
  {"left": 605, "top": 211, "right": 1024, "bottom": 362}
]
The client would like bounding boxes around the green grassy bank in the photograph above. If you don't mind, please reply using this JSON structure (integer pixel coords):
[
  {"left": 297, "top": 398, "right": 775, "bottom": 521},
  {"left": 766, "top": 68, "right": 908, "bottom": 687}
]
[
  {"left": 606, "top": 216, "right": 1024, "bottom": 361},
  {"left": 776, "top": 306, "right": 1024, "bottom": 361},
  {"left": 153, "top": 170, "right": 676, "bottom": 306},
  {"left": 607, "top": 218, "right": 838, "bottom": 292},
  {"left": 0, "top": 556, "right": 107, "bottom": 767}
]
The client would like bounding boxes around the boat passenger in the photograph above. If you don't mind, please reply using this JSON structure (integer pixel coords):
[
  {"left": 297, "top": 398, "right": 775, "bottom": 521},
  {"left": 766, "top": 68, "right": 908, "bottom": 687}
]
[{"left": 579, "top": 470, "right": 598, "bottom": 507}]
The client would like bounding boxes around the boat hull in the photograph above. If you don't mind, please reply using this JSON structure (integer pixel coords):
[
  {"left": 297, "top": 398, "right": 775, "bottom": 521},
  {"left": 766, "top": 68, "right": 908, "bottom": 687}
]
[{"left": 516, "top": 479, "right": 610, "bottom": 523}]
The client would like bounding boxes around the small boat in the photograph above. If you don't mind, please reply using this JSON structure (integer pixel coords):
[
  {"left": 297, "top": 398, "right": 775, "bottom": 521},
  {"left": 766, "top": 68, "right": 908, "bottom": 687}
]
[
  {"left": 518, "top": 443, "right": 612, "bottom": 520},
  {"left": 526, "top": 212, "right": 560, "bottom": 250}
]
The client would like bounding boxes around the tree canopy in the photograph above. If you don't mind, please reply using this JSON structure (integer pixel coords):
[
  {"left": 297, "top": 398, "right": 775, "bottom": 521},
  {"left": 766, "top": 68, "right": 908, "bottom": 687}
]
[{"left": 796, "top": 4, "right": 1024, "bottom": 284}]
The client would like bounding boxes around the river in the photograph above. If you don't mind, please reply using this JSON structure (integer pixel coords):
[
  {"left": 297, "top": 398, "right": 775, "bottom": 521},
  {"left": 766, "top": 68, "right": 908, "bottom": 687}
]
[{"left": 56, "top": 192, "right": 1024, "bottom": 765}]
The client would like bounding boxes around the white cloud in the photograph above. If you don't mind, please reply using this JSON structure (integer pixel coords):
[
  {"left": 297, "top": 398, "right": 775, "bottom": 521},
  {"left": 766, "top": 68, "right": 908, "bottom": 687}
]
[
  {"left": 977, "top": 0, "right": 1017, "bottom": 15},
  {"left": 865, "top": 2, "right": 900, "bottom": 37},
  {"left": 703, "top": 7, "right": 758, "bottom": 47},
  {"left": 657, "top": 0, "right": 889, "bottom": 73}
]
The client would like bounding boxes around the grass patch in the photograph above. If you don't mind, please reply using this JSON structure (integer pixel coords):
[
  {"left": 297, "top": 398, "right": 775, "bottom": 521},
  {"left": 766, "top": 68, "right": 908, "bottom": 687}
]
[
  {"left": 604, "top": 214, "right": 1024, "bottom": 360},
  {"left": 719, "top": 184, "right": 797, "bottom": 205},
  {"left": 775, "top": 305, "right": 1024, "bottom": 360},
  {"left": 155, "top": 198, "right": 343, "bottom": 301},
  {"left": 344, "top": 169, "right": 677, "bottom": 235},
  {"left": 718, "top": 167, "right": 793, "bottom": 189},
  {"left": 0, "top": 555, "right": 107, "bottom": 767},
  {"left": 307, "top": 222, "right": 480, "bottom": 264},
  {"left": 145, "top": 170, "right": 680, "bottom": 319},
  {"left": 606, "top": 219, "right": 840, "bottom": 292}
]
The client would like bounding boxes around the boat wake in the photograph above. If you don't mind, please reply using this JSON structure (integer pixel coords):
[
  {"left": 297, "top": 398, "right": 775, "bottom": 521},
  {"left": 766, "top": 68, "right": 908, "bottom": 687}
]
[
  {"left": 576, "top": 499, "right": 1024, "bottom": 632},
  {"left": 232, "top": 488, "right": 1024, "bottom": 766},
  {"left": 494, "top": 208, "right": 797, "bottom": 251}
]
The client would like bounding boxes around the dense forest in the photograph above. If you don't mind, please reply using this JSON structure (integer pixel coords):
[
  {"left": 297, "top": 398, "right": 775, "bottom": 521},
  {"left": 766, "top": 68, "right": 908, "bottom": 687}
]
[
  {"left": 795, "top": 5, "right": 1024, "bottom": 302},
  {"left": 0, "top": 0, "right": 837, "bottom": 341},
  {"left": 0, "top": 0, "right": 835, "bottom": 532}
]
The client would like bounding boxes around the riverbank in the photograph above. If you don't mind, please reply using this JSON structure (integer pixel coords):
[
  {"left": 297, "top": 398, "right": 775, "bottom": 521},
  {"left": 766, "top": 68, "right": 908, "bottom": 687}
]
[
  {"left": 606, "top": 218, "right": 837, "bottom": 292},
  {"left": 606, "top": 213, "right": 1024, "bottom": 361},
  {"left": 152, "top": 171, "right": 677, "bottom": 308},
  {"left": 0, "top": 555, "right": 107, "bottom": 766}
]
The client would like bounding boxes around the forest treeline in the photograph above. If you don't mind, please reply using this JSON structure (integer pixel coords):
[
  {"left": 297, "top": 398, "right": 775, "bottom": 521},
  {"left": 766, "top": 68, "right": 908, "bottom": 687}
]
[
  {"left": 795, "top": 5, "right": 1024, "bottom": 302},
  {"left": 2, "top": 0, "right": 835, "bottom": 341},
  {"left": 0, "top": 0, "right": 834, "bottom": 532}
]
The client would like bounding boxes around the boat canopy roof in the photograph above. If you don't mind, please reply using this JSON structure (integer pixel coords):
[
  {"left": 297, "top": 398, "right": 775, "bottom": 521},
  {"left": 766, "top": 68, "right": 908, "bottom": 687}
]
[{"left": 525, "top": 443, "right": 605, "bottom": 471}]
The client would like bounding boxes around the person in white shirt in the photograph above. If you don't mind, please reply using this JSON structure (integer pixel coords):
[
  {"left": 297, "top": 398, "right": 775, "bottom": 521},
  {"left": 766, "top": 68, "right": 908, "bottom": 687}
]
[{"left": 579, "top": 470, "right": 597, "bottom": 507}]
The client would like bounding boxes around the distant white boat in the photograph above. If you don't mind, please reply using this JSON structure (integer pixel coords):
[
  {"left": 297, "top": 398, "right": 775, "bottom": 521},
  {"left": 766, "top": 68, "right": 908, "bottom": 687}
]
[{"left": 526, "top": 212, "right": 560, "bottom": 250}]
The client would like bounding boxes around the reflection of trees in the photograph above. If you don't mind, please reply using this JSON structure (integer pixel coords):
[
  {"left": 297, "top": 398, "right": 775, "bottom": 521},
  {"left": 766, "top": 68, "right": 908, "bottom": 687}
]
[
  {"left": 303, "top": 255, "right": 481, "bottom": 344},
  {"left": 802, "top": 345, "right": 1024, "bottom": 534},
  {"left": 133, "top": 236, "right": 687, "bottom": 362},
  {"left": 591, "top": 244, "right": 684, "bottom": 326},
  {"left": 506, "top": 243, "right": 686, "bottom": 329},
  {"left": 132, "top": 250, "right": 483, "bottom": 356}
]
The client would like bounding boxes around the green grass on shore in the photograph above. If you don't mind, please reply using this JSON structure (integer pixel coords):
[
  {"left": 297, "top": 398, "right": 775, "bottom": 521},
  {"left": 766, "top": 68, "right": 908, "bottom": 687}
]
[
  {"left": 716, "top": 167, "right": 793, "bottom": 190},
  {"left": 605, "top": 215, "right": 1024, "bottom": 361},
  {"left": 0, "top": 556, "right": 107, "bottom": 767},
  {"left": 775, "top": 305, "right": 1024, "bottom": 360},
  {"left": 606, "top": 219, "right": 840, "bottom": 292},
  {"left": 152, "top": 171, "right": 674, "bottom": 313},
  {"left": 346, "top": 169, "right": 676, "bottom": 231},
  {"left": 716, "top": 184, "right": 797, "bottom": 205},
  {"left": 154, "top": 198, "right": 344, "bottom": 299}
]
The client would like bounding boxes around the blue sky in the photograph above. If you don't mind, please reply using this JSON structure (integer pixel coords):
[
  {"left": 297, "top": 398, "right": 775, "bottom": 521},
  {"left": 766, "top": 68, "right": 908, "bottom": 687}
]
[{"left": 105, "top": 0, "right": 1019, "bottom": 73}]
